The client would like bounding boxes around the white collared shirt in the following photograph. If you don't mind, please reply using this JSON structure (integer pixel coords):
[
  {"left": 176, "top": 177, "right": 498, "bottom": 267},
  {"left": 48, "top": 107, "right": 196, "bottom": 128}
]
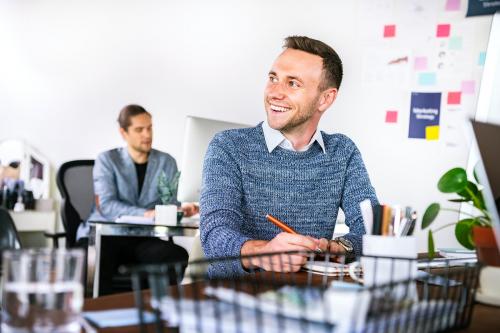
[{"left": 261, "top": 121, "right": 326, "bottom": 153}]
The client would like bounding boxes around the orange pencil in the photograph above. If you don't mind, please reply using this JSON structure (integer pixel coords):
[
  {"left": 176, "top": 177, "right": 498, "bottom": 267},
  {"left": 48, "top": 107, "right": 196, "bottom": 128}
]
[
  {"left": 266, "top": 214, "right": 298, "bottom": 234},
  {"left": 265, "top": 214, "right": 323, "bottom": 253}
]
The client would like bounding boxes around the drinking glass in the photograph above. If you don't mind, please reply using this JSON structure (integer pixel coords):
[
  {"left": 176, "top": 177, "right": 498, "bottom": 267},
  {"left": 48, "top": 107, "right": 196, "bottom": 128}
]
[{"left": 1, "top": 248, "right": 84, "bottom": 333}]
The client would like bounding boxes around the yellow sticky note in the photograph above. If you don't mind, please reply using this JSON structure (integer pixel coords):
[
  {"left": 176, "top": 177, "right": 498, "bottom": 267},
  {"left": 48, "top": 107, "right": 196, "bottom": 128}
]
[{"left": 426, "top": 126, "right": 439, "bottom": 140}]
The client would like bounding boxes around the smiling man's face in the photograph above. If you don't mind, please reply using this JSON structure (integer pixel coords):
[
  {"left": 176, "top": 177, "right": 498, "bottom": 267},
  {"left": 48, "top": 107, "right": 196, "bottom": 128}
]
[{"left": 264, "top": 48, "right": 326, "bottom": 135}]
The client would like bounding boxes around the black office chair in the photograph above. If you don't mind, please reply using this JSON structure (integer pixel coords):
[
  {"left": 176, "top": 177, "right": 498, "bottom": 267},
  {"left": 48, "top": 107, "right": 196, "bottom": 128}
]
[
  {"left": 0, "top": 208, "right": 22, "bottom": 276},
  {"left": 53, "top": 159, "right": 134, "bottom": 295},
  {"left": 46, "top": 160, "right": 95, "bottom": 248}
]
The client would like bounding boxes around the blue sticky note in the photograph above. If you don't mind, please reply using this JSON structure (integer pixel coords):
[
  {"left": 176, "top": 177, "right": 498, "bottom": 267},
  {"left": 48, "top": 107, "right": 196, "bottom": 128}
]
[
  {"left": 418, "top": 72, "right": 437, "bottom": 85},
  {"left": 449, "top": 36, "right": 462, "bottom": 50},
  {"left": 478, "top": 52, "right": 486, "bottom": 66}
]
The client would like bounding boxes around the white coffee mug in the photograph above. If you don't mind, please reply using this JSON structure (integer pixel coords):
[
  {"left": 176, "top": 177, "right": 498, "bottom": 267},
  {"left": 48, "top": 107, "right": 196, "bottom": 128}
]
[{"left": 155, "top": 204, "right": 178, "bottom": 226}]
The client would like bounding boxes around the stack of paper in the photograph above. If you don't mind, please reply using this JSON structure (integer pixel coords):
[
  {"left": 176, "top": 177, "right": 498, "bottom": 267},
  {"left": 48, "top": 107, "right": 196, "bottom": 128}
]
[
  {"left": 438, "top": 248, "right": 477, "bottom": 259},
  {"left": 115, "top": 215, "right": 154, "bottom": 224}
]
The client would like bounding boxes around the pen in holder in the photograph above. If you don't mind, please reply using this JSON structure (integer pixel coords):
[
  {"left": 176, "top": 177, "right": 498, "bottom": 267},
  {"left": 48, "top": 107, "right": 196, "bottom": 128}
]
[{"left": 360, "top": 201, "right": 417, "bottom": 237}]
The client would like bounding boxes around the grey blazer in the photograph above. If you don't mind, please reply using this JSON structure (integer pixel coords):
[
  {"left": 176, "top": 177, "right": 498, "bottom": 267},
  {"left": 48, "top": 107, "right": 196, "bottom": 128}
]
[{"left": 77, "top": 147, "right": 178, "bottom": 239}]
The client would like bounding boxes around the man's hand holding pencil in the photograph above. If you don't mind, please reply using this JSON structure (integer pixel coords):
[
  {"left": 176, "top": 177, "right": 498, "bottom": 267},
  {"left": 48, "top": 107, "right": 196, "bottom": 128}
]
[
  {"left": 240, "top": 232, "right": 322, "bottom": 272},
  {"left": 240, "top": 214, "right": 346, "bottom": 272}
]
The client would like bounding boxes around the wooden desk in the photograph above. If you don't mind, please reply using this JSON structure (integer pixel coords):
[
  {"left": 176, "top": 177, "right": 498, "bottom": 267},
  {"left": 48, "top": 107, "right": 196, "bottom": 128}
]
[{"left": 83, "top": 280, "right": 500, "bottom": 333}]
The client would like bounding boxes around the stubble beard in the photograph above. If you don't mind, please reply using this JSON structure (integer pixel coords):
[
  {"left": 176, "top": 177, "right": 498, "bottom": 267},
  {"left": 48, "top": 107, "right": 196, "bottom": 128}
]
[
  {"left": 132, "top": 143, "right": 152, "bottom": 155},
  {"left": 279, "top": 98, "right": 319, "bottom": 133}
]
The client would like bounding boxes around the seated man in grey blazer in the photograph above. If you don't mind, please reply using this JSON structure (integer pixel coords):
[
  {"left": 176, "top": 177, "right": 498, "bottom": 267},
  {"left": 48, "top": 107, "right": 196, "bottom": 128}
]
[{"left": 77, "top": 104, "right": 197, "bottom": 295}]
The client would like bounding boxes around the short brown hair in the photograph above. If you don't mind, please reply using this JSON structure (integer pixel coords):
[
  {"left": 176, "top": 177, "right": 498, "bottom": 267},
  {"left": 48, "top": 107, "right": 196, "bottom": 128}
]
[
  {"left": 283, "top": 36, "right": 343, "bottom": 91},
  {"left": 117, "top": 104, "right": 151, "bottom": 130}
]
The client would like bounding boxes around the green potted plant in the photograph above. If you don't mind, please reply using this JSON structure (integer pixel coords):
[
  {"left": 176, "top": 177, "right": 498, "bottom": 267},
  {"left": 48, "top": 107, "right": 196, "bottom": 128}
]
[
  {"left": 421, "top": 167, "right": 500, "bottom": 266},
  {"left": 157, "top": 171, "right": 180, "bottom": 205}
]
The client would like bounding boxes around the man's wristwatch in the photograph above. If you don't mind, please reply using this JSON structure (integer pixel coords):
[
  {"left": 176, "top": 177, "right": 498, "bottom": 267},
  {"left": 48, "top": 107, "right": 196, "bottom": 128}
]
[{"left": 333, "top": 237, "right": 354, "bottom": 253}]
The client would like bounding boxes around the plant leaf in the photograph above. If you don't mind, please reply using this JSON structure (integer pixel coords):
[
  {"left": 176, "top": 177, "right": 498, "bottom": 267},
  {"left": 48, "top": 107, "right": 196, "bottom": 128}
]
[
  {"left": 438, "top": 168, "right": 468, "bottom": 193},
  {"left": 455, "top": 219, "right": 475, "bottom": 250},
  {"left": 459, "top": 181, "right": 488, "bottom": 211},
  {"left": 428, "top": 230, "right": 435, "bottom": 260},
  {"left": 448, "top": 198, "right": 468, "bottom": 203},
  {"left": 422, "top": 203, "right": 440, "bottom": 229},
  {"left": 475, "top": 190, "right": 486, "bottom": 210},
  {"left": 457, "top": 181, "right": 477, "bottom": 200},
  {"left": 473, "top": 164, "right": 481, "bottom": 184}
]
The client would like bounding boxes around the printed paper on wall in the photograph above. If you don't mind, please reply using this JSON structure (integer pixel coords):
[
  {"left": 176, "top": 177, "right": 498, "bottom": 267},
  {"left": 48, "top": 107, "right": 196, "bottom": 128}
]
[{"left": 408, "top": 92, "right": 442, "bottom": 140}]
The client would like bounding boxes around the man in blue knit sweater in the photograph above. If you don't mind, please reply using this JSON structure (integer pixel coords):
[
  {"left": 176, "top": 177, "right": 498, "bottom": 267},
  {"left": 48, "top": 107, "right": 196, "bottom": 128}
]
[{"left": 200, "top": 36, "right": 378, "bottom": 276}]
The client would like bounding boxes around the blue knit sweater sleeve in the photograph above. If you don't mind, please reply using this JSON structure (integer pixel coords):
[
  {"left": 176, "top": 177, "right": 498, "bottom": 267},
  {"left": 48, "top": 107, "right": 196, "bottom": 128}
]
[
  {"left": 338, "top": 136, "right": 378, "bottom": 255},
  {"left": 200, "top": 132, "right": 250, "bottom": 276}
]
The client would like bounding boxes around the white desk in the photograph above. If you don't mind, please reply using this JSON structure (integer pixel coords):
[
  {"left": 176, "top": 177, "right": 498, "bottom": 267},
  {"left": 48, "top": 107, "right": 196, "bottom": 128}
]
[
  {"left": 10, "top": 210, "right": 57, "bottom": 232},
  {"left": 10, "top": 210, "right": 57, "bottom": 247}
]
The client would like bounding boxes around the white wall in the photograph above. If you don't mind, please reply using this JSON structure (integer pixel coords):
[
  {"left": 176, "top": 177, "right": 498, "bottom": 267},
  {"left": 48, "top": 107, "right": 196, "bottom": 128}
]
[{"left": 0, "top": 0, "right": 493, "bottom": 250}]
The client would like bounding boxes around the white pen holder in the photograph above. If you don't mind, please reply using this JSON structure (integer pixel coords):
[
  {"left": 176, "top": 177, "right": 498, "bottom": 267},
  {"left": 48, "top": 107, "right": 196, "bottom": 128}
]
[{"left": 349, "top": 235, "right": 418, "bottom": 299}]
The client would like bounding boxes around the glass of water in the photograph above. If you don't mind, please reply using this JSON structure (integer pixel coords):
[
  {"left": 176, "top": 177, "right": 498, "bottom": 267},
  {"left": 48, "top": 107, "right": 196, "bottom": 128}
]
[{"left": 1, "top": 248, "right": 84, "bottom": 333}]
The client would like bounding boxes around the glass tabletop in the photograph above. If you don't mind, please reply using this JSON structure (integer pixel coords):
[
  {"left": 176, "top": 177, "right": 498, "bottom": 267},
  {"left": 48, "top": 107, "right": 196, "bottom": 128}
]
[{"left": 88, "top": 219, "right": 199, "bottom": 229}]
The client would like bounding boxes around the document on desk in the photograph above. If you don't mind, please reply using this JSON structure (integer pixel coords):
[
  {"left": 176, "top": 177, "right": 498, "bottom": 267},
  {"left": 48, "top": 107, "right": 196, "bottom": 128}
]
[
  {"left": 417, "top": 257, "right": 477, "bottom": 269},
  {"left": 114, "top": 215, "right": 154, "bottom": 224},
  {"left": 83, "top": 308, "right": 155, "bottom": 328},
  {"left": 438, "top": 248, "right": 477, "bottom": 259},
  {"left": 302, "top": 260, "right": 360, "bottom": 276}
]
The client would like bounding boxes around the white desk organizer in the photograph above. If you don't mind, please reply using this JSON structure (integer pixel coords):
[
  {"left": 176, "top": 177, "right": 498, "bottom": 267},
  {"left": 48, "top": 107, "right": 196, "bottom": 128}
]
[
  {"left": 361, "top": 235, "right": 417, "bottom": 285},
  {"left": 348, "top": 235, "right": 419, "bottom": 301}
]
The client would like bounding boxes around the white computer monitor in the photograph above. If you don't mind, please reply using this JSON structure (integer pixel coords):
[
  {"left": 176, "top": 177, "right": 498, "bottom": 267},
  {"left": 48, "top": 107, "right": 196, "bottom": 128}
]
[{"left": 177, "top": 116, "right": 249, "bottom": 203}]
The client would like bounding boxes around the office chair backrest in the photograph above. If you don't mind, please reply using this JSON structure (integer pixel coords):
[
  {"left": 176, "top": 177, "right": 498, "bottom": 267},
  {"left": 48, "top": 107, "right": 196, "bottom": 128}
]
[
  {"left": 0, "top": 208, "right": 21, "bottom": 252},
  {"left": 56, "top": 160, "right": 94, "bottom": 247},
  {"left": 0, "top": 208, "right": 21, "bottom": 275}
]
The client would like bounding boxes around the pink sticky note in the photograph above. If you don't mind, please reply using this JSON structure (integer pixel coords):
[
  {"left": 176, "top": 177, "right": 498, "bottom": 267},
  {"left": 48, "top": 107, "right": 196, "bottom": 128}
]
[
  {"left": 385, "top": 110, "right": 398, "bottom": 123},
  {"left": 384, "top": 25, "right": 396, "bottom": 38},
  {"left": 437, "top": 24, "right": 451, "bottom": 38},
  {"left": 447, "top": 92, "right": 461, "bottom": 105},
  {"left": 414, "top": 57, "right": 428, "bottom": 70},
  {"left": 445, "top": 0, "right": 461, "bottom": 11},
  {"left": 461, "top": 80, "right": 475, "bottom": 94}
]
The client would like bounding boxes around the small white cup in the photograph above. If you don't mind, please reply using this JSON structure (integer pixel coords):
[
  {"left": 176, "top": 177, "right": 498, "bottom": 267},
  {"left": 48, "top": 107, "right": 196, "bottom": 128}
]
[
  {"left": 155, "top": 204, "right": 178, "bottom": 226},
  {"left": 480, "top": 266, "right": 500, "bottom": 298}
]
